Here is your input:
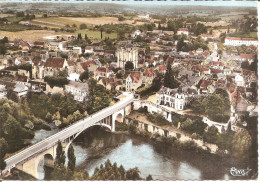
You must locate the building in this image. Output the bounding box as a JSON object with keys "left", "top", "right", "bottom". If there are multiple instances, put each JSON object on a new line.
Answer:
{"left": 157, "top": 87, "right": 197, "bottom": 110}
{"left": 44, "top": 58, "right": 69, "bottom": 77}
{"left": 65, "top": 81, "right": 89, "bottom": 102}
{"left": 201, "top": 34, "right": 217, "bottom": 41}
{"left": 116, "top": 44, "right": 139, "bottom": 69}
{"left": 124, "top": 71, "right": 142, "bottom": 92}
{"left": 224, "top": 37, "right": 258, "bottom": 47}
{"left": 177, "top": 28, "right": 189, "bottom": 36}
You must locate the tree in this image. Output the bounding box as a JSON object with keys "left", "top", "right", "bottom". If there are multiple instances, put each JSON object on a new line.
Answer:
{"left": 85, "top": 34, "right": 88, "bottom": 41}
{"left": 68, "top": 145, "right": 76, "bottom": 171}
{"left": 146, "top": 174, "right": 153, "bottom": 180}
{"left": 100, "top": 29, "right": 103, "bottom": 39}
{"left": 79, "top": 24, "right": 87, "bottom": 29}
{"left": 79, "top": 70, "right": 89, "bottom": 82}
{"left": 0, "top": 138, "right": 8, "bottom": 175}
{"left": 0, "top": 44, "right": 6, "bottom": 56}
{"left": 231, "top": 130, "right": 252, "bottom": 160}
{"left": 125, "top": 61, "right": 134, "bottom": 70}
{"left": 163, "top": 63, "right": 179, "bottom": 89}
{"left": 158, "top": 23, "right": 162, "bottom": 30}
{"left": 55, "top": 141, "right": 65, "bottom": 167}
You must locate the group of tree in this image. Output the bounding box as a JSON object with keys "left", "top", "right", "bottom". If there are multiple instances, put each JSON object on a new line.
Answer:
{"left": 191, "top": 88, "right": 230, "bottom": 123}
{"left": 0, "top": 37, "right": 8, "bottom": 56}
{"left": 164, "top": 63, "right": 179, "bottom": 89}
{"left": 86, "top": 79, "right": 112, "bottom": 114}
{"left": 136, "top": 74, "right": 163, "bottom": 97}
{"left": 125, "top": 61, "right": 134, "bottom": 70}
{"left": 0, "top": 99, "right": 35, "bottom": 154}
{"left": 79, "top": 69, "right": 89, "bottom": 82}
{"left": 44, "top": 76, "right": 68, "bottom": 88}
{"left": 177, "top": 37, "right": 208, "bottom": 52}
{"left": 27, "top": 92, "right": 87, "bottom": 124}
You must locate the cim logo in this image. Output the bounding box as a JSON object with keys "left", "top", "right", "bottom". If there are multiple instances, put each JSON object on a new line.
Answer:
{"left": 228, "top": 167, "right": 252, "bottom": 177}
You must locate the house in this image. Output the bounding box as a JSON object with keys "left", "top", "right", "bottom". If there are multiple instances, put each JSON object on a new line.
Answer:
{"left": 14, "top": 75, "right": 30, "bottom": 87}
{"left": 67, "top": 72, "right": 80, "bottom": 81}
{"left": 19, "top": 41, "right": 31, "bottom": 52}
{"left": 143, "top": 68, "right": 155, "bottom": 85}
{"left": 177, "top": 28, "right": 189, "bottom": 36}
{"left": 224, "top": 37, "right": 258, "bottom": 47}
{"left": 95, "top": 67, "right": 113, "bottom": 79}
{"left": 85, "top": 46, "right": 94, "bottom": 54}
{"left": 98, "top": 78, "right": 123, "bottom": 91}
{"left": 240, "top": 54, "right": 254, "bottom": 64}
{"left": 158, "top": 65, "right": 167, "bottom": 74}
{"left": 235, "top": 74, "right": 245, "bottom": 87}
{"left": 47, "top": 42, "right": 63, "bottom": 51}
{"left": 73, "top": 47, "right": 82, "bottom": 55}
{"left": 124, "top": 71, "right": 142, "bottom": 92}
{"left": 157, "top": 86, "right": 197, "bottom": 110}
{"left": 198, "top": 80, "right": 213, "bottom": 94}
{"left": 44, "top": 57, "right": 69, "bottom": 77}
{"left": 13, "top": 83, "right": 29, "bottom": 97}
{"left": 65, "top": 81, "right": 89, "bottom": 102}
{"left": 201, "top": 34, "right": 217, "bottom": 41}
{"left": 0, "top": 84, "right": 7, "bottom": 99}
{"left": 79, "top": 61, "right": 98, "bottom": 74}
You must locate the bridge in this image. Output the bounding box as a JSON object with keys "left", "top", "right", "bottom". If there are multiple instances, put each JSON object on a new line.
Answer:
{"left": 3, "top": 92, "right": 135, "bottom": 179}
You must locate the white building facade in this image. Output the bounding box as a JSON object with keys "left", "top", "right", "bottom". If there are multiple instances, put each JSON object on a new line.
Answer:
{"left": 224, "top": 37, "right": 258, "bottom": 47}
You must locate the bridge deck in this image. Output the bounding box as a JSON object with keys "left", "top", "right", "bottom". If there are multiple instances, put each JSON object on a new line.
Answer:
{"left": 4, "top": 93, "right": 134, "bottom": 173}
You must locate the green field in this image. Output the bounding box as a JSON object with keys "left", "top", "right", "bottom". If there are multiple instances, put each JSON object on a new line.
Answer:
{"left": 76, "top": 29, "right": 117, "bottom": 40}
{"left": 33, "top": 17, "right": 83, "bottom": 27}
{"left": 6, "top": 17, "right": 24, "bottom": 23}
{"left": 0, "top": 24, "right": 42, "bottom": 32}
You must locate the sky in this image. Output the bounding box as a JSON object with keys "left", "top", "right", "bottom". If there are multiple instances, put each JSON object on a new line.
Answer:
{"left": 1, "top": 0, "right": 258, "bottom": 7}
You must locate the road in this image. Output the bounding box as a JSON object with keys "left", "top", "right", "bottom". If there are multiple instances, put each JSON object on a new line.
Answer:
{"left": 3, "top": 93, "right": 134, "bottom": 175}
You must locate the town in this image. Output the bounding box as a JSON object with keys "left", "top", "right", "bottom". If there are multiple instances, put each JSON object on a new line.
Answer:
{"left": 0, "top": 1, "right": 258, "bottom": 181}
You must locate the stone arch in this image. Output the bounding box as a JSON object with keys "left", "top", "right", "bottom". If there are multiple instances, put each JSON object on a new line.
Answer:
{"left": 37, "top": 153, "right": 54, "bottom": 180}
{"left": 115, "top": 113, "right": 123, "bottom": 123}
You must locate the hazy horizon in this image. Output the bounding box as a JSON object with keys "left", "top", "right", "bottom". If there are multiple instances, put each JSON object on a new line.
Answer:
{"left": 1, "top": 0, "right": 258, "bottom": 8}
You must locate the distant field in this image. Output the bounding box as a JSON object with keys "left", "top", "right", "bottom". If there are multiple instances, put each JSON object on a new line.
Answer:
{"left": 0, "top": 29, "right": 117, "bottom": 41}
{"left": 0, "top": 30, "right": 70, "bottom": 41}
{"left": 59, "top": 16, "right": 135, "bottom": 25}
{"left": 32, "top": 17, "right": 83, "bottom": 27}
{"left": 76, "top": 29, "right": 117, "bottom": 40}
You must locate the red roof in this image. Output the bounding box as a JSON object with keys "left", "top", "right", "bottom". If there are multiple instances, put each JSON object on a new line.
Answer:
{"left": 211, "top": 68, "right": 222, "bottom": 74}
{"left": 200, "top": 80, "right": 212, "bottom": 88}
{"left": 143, "top": 68, "right": 155, "bottom": 77}
{"left": 124, "top": 71, "right": 141, "bottom": 83}
{"left": 44, "top": 58, "right": 65, "bottom": 69}
{"left": 159, "top": 65, "right": 166, "bottom": 72}
{"left": 67, "top": 61, "right": 75, "bottom": 66}
{"left": 80, "top": 61, "right": 97, "bottom": 70}
{"left": 178, "top": 28, "right": 188, "bottom": 32}
{"left": 96, "top": 67, "right": 111, "bottom": 73}
{"left": 240, "top": 54, "right": 254, "bottom": 60}
{"left": 85, "top": 46, "right": 93, "bottom": 50}
{"left": 226, "top": 37, "right": 257, "bottom": 41}
{"left": 182, "top": 59, "right": 190, "bottom": 63}
{"left": 211, "top": 61, "right": 224, "bottom": 67}
{"left": 203, "top": 50, "right": 209, "bottom": 56}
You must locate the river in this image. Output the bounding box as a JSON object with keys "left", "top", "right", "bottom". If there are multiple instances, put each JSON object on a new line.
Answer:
{"left": 32, "top": 126, "right": 250, "bottom": 180}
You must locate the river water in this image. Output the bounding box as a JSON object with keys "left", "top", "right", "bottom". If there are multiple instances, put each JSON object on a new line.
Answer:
{"left": 32, "top": 126, "right": 250, "bottom": 180}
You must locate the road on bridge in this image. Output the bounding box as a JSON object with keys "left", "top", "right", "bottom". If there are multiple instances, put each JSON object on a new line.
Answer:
{"left": 3, "top": 93, "right": 134, "bottom": 175}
